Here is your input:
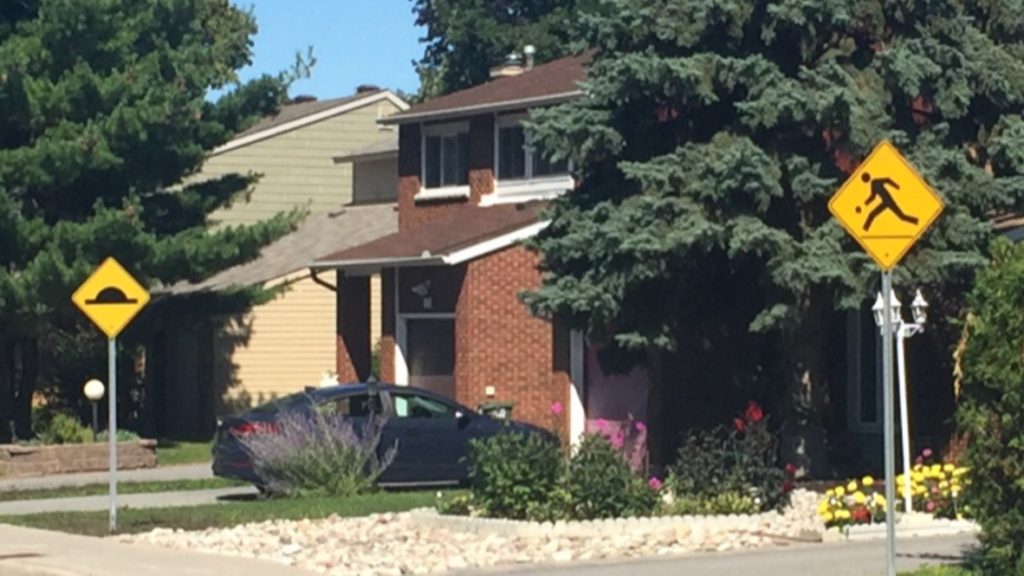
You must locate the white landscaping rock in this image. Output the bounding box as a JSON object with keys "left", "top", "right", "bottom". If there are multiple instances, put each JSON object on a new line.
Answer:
{"left": 115, "top": 489, "right": 825, "bottom": 575}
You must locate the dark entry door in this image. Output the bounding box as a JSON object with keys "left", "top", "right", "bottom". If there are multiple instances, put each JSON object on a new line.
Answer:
{"left": 405, "top": 318, "right": 455, "bottom": 399}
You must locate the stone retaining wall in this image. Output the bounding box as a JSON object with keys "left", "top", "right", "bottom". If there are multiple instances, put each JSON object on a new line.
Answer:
{"left": 0, "top": 440, "right": 157, "bottom": 478}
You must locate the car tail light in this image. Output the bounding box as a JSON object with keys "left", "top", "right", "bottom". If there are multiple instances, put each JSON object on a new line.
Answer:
{"left": 231, "top": 421, "right": 279, "bottom": 435}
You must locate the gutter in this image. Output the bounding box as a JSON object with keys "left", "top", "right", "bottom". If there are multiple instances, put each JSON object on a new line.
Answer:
{"left": 310, "top": 255, "right": 446, "bottom": 272}
{"left": 380, "top": 91, "right": 584, "bottom": 125}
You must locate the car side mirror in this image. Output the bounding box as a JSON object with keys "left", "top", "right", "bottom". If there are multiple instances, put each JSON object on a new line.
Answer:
{"left": 455, "top": 410, "right": 471, "bottom": 428}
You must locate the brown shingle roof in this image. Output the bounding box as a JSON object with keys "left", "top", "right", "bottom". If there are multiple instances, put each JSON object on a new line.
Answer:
{"left": 314, "top": 203, "right": 544, "bottom": 267}
{"left": 165, "top": 203, "right": 398, "bottom": 294}
{"left": 384, "top": 54, "right": 590, "bottom": 124}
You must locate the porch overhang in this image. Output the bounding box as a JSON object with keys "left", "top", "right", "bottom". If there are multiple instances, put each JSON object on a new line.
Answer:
{"left": 310, "top": 203, "right": 548, "bottom": 276}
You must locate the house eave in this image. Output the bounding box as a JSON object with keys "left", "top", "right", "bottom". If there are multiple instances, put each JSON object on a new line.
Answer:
{"left": 380, "top": 91, "right": 583, "bottom": 125}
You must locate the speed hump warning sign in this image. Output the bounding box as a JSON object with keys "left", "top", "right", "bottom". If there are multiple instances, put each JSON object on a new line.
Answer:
{"left": 828, "top": 140, "right": 944, "bottom": 270}
{"left": 71, "top": 257, "right": 150, "bottom": 339}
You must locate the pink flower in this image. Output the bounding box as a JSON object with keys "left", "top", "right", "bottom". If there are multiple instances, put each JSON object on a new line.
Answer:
{"left": 550, "top": 402, "right": 564, "bottom": 416}
{"left": 634, "top": 421, "right": 647, "bottom": 432}
{"left": 734, "top": 418, "right": 746, "bottom": 433}
{"left": 785, "top": 463, "right": 798, "bottom": 476}
{"left": 922, "top": 448, "right": 933, "bottom": 459}
{"left": 745, "top": 401, "right": 764, "bottom": 423}
{"left": 926, "top": 501, "right": 936, "bottom": 513}
{"left": 595, "top": 419, "right": 608, "bottom": 432}
{"left": 610, "top": 431, "right": 625, "bottom": 450}
{"left": 648, "top": 477, "right": 663, "bottom": 491}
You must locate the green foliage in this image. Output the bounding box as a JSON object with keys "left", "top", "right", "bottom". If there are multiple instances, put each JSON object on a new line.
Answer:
{"left": 97, "top": 429, "right": 141, "bottom": 443}
{"left": 410, "top": 0, "right": 591, "bottom": 97}
{"left": 666, "top": 492, "right": 759, "bottom": 516}
{"left": 238, "top": 411, "right": 396, "bottom": 498}
{"left": 566, "top": 434, "right": 658, "bottom": 520}
{"left": 466, "top": 431, "right": 566, "bottom": 521}
{"left": 959, "top": 238, "right": 1024, "bottom": 575}
{"left": 0, "top": 0, "right": 311, "bottom": 440}
{"left": 669, "top": 404, "right": 790, "bottom": 512}
{"left": 435, "top": 492, "right": 475, "bottom": 516}
{"left": 524, "top": 0, "right": 1024, "bottom": 424}
{"left": 33, "top": 412, "right": 91, "bottom": 445}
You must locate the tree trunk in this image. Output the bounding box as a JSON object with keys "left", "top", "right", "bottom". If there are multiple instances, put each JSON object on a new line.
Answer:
{"left": 13, "top": 338, "right": 38, "bottom": 440}
{"left": 780, "top": 291, "right": 831, "bottom": 479}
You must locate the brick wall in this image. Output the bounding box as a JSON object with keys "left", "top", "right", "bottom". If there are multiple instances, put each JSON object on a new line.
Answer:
{"left": 456, "top": 245, "right": 567, "bottom": 434}
{"left": 0, "top": 441, "right": 157, "bottom": 478}
{"left": 379, "top": 269, "right": 397, "bottom": 383}
{"left": 397, "top": 116, "right": 495, "bottom": 231}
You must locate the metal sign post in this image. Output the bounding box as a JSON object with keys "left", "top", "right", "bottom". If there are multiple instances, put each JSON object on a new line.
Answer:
{"left": 881, "top": 272, "right": 897, "bottom": 576}
{"left": 108, "top": 337, "right": 118, "bottom": 532}
{"left": 71, "top": 257, "right": 149, "bottom": 534}
{"left": 828, "top": 141, "right": 945, "bottom": 576}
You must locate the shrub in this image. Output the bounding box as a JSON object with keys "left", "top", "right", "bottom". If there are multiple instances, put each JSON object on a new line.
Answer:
{"left": 97, "top": 429, "right": 141, "bottom": 442}
{"left": 958, "top": 238, "right": 1024, "bottom": 574}
{"left": 467, "top": 431, "right": 565, "bottom": 521}
{"left": 566, "top": 433, "right": 658, "bottom": 520}
{"left": 237, "top": 410, "right": 395, "bottom": 497}
{"left": 435, "top": 492, "right": 475, "bottom": 516}
{"left": 34, "top": 412, "right": 91, "bottom": 445}
{"left": 669, "top": 401, "right": 791, "bottom": 512}
{"left": 667, "top": 491, "right": 759, "bottom": 516}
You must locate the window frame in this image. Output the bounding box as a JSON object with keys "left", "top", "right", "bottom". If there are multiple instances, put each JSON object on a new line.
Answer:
{"left": 388, "top": 390, "right": 458, "bottom": 420}
{"left": 488, "top": 114, "right": 573, "bottom": 206}
{"left": 418, "top": 121, "right": 471, "bottom": 201}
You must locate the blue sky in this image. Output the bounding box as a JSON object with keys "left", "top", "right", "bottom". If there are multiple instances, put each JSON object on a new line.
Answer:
{"left": 233, "top": 0, "right": 424, "bottom": 98}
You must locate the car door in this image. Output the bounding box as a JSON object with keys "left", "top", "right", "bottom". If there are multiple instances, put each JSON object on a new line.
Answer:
{"left": 382, "top": 390, "right": 466, "bottom": 484}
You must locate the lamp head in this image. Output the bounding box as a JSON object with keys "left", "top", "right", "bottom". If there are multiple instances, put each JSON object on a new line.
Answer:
{"left": 911, "top": 289, "right": 929, "bottom": 324}
{"left": 83, "top": 379, "right": 105, "bottom": 401}
{"left": 872, "top": 292, "right": 884, "bottom": 328}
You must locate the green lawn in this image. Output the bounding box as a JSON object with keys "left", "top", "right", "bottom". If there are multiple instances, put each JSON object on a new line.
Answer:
{"left": 900, "top": 566, "right": 973, "bottom": 575}
{"left": 155, "top": 440, "right": 212, "bottom": 466}
{"left": 0, "top": 490, "right": 449, "bottom": 536}
{"left": 0, "top": 478, "right": 242, "bottom": 502}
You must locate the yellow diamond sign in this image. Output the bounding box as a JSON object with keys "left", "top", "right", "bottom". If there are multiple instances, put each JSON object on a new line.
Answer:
{"left": 828, "top": 140, "right": 944, "bottom": 270}
{"left": 72, "top": 257, "right": 150, "bottom": 339}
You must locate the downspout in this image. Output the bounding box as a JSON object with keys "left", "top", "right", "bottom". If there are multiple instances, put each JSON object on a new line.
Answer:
{"left": 310, "top": 268, "right": 337, "bottom": 292}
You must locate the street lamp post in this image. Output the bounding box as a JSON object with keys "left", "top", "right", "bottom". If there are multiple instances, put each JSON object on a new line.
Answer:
{"left": 83, "top": 379, "right": 105, "bottom": 442}
{"left": 872, "top": 289, "right": 928, "bottom": 514}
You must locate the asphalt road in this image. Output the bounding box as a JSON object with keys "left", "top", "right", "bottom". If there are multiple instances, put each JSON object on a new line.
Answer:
{"left": 473, "top": 534, "right": 977, "bottom": 576}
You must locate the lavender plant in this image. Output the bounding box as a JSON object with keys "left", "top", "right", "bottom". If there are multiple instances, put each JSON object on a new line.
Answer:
{"left": 238, "top": 409, "right": 396, "bottom": 497}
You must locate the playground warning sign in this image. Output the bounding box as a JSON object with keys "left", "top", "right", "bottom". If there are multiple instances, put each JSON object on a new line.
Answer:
{"left": 828, "top": 140, "right": 944, "bottom": 270}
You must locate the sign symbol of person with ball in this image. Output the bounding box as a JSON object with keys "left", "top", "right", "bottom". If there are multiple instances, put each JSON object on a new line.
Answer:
{"left": 859, "top": 172, "right": 919, "bottom": 232}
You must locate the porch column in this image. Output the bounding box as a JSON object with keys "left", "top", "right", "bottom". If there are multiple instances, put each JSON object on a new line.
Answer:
{"left": 336, "top": 272, "right": 371, "bottom": 382}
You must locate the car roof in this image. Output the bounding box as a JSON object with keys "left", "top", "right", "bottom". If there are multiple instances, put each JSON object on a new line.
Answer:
{"left": 309, "top": 382, "right": 452, "bottom": 403}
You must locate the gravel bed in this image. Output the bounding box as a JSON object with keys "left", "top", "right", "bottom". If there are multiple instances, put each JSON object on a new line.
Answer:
{"left": 117, "top": 489, "right": 823, "bottom": 575}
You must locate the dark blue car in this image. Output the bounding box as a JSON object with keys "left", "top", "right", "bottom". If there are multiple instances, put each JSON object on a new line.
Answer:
{"left": 212, "top": 382, "right": 550, "bottom": 488}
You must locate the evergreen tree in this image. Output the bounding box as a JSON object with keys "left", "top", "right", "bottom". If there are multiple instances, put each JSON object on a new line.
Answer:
{"left": 0, "top": 0, "right": 307, "bottom": 440}
{"left": 411, "top": 0, "right": 593, "bottom": 97}
{"left": 525, "top": 0, "right": 1024, "bottom": 471}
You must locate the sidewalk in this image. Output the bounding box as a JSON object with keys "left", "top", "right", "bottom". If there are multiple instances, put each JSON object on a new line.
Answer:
{"left": 0, "top": 486, "right": 258, "bottom": 516}
{"left": 0, "top": 523, "right": 312, "bottom": 576}
{"left": 0, "top": 463, "right": 212, "bottom": 492}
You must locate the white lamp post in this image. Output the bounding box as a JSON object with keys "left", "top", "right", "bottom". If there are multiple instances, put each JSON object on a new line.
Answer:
{"left": 872, "top": 289, "right": 928, "bottom": 514}
{"left": 83, "top": 379, "right": 106, "bottom": 442}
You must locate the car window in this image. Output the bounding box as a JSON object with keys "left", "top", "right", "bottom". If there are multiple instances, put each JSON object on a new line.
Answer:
{"left": 391, "top": 392, "right": 455, "bottom": 419}
{"left": 250, "top": 392, "right": 311, "bottom": 414}
{"left": 315, "top": 393, "right": 373, "bottom": 417}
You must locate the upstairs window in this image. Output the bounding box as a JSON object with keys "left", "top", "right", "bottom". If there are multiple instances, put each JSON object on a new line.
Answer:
{"left": 496, "top": 120, "right": 568, "bottom": 181}
{"left": 423, "top": 126, "right": 469, "bottom": 189}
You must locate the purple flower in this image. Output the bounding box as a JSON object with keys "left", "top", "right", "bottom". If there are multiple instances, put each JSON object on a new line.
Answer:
{"left": 648, "top": 477, "right": 663, "bottom": 491}
{"left": 634, "top": 421, "right": 647, "bottom": 432}
{"left": 595, "top": 419, "right": 608, "bottom": 432}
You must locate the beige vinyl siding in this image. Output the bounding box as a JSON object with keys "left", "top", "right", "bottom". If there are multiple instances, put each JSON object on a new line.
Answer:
{"left": 216, "top": 271, "right": 336, "bottom": 410}
{"left": 353, "top": 157, "right": 398, "bottom": 204}
{"left": 370, "top": 273, "right": 382, "bottom": 348}
{"left": 203, "top": 100, "right": 402, "bottom": 227}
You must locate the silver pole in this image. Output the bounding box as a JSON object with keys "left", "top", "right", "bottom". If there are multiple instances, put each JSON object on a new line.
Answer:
{"left": 108, "top": 337, "right": 118, "bottom": 532}
{"left": 882, "top": 272, "right": 897, "bottom": 576}
{"left": 897, "top": 325, "right": 914, "bottom": 514}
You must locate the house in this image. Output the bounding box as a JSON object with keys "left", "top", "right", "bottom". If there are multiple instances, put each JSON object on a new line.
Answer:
{"left": 147, "top": 89, "right": 406, "bottom": 439}
{"left": 311, "top": 54, "right": 651, "bottom": 453}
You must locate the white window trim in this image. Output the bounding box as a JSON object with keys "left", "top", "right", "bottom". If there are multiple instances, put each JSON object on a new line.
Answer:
{"left": 488, "top": 114, "right": 572, "bottom": 205}
{"left": 417, "top": 121, "right": 471, "bottom": 202}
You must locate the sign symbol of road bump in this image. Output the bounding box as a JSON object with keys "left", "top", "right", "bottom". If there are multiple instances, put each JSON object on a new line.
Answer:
{"left": 72, "top": 257, "right": 150, "bottom": 339}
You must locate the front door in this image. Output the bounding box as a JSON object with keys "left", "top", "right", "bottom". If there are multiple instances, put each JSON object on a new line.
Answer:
{"left": 405, "top": 318, "right": 455, "bottom": 399}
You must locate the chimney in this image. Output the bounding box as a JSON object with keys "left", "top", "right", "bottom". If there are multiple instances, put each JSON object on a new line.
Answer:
{"left": 291, "top": 94, "right": 317, "bottom": 104}
{"left": 356, "top": 84, "right": 380, "bottom": 94}
{"left": 523, "top": 45, "right": 536, "bottom": 70}
{"left": 489, "top": 52, "right": 525, "bottom": 79}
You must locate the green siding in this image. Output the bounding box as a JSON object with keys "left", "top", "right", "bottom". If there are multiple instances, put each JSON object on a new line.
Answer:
{"left": 203, "top": 100, "right": 400, "bottom": 227}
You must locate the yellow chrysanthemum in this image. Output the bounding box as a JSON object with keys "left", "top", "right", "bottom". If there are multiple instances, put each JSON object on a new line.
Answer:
{"left": 825, "top": 488, "right": 835, "bottom": 498}
{"left": 854, "top": 491, "right": 867, "bottom": 505}
{"left": 822, "top": 511, "right": 834, "bottom": 522}
{"left": 943, "top": 463, "right": 955, "bottom": 473}
{"left": 939, "top": 480, "right": 950, "bottom": 490}
{"left": 835, "top": 486, "right": 846, "bottom": 497}
{"left": 953, "top": 467, "right": 968, "bottom": 477}
{"left": 862, "top": 476, "right": 875, "bottom": 487}
{"left": 873, "top": 493, "right": 886, "bottom": 507}
{"left": 912, "top": 472, "right": 925, "bottom": 483}
{"left": 847, "top": 480, "right": 858, "bottom": 492}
